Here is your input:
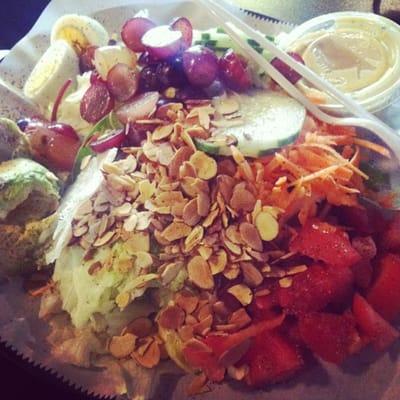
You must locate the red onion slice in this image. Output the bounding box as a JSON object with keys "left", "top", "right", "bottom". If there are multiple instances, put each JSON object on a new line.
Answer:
{"left": 90, "top": 129, "right": 125, "bottom": 153}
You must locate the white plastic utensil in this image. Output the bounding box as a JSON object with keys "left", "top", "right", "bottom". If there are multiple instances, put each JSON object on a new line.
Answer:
{"left": 196, "top": 0, "right": 400, "bottom": 158}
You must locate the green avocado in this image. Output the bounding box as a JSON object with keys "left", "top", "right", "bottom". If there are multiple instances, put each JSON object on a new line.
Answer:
{"left": 0, "top": 118, "right": 31, "bottom": 162}
{"left": 0, "top": 158, "right": 60, "bottom": 223}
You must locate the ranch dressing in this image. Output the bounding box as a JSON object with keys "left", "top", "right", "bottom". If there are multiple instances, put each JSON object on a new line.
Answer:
{"left": 280, "top": 13, "right": 400, "bottom": 114}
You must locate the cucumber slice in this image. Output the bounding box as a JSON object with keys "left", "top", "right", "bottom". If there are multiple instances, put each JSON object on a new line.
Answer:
{"left": 197, "top": 91, "right": 306, "bottom": 158}
{"left": 194, "top": 135, "right": 237, "bottom": 156}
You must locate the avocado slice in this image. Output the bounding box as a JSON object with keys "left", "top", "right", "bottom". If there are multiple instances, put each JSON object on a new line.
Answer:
{"left": 0, "top": 118, "right": 31, "bottom": 162}
{"left": 0, "top": 158, "right": 60, "bottom": 223}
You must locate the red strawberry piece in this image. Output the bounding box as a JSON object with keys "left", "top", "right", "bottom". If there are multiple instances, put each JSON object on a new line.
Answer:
{"left": 290, "top": 219, "right": 361, "bottom": 268}
{"left": 243, "top": 330, "right": 304, "bottom": 387}
{"left": 352, "top": 293, "right": 399, "bottom": 351}
{"left": 298, "top": 312, "right": 361, "bottom": 364}
{"left": 367, "top": 253, "right": 400, "bottom": 321}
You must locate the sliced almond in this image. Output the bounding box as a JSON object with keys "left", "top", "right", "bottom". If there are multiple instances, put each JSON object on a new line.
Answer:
{"left": 154, "top": 191, "right": 185, "bottom": 207}
{"left": 184, "top": 225, "right": 204, "bottom": 253}
{"left": 123, "top": 214, "right": 138, "bottom": 232}
{"left": 223, "top": 237, "right": 242, "bottom": 256}
{"left": 209, "top": 249, "right": 228, "bottom": 275}
{"left": 218, "top": 338, "right": 251, "bottom": 368}
{"left": 187, "top": 256, "right": 214, "bottom": 290}
{"left": 161, "top": 261, "right": 183, "bottom": 285}
{"left": 279, "top": 277, "right": 293, "bottom": 288}
{"left": 223, "top": 263, "right": 241, "bottom": 280}
{"left": 183, "top": 198, "right": 201, "bottom": 227}
{"left": 125, "top": 232, "right": 150, "bottom": 253}
{"left": 113, "top": 202, "right": 132, "bottom": 218}
{"left": 189, "top": 151, "right": 217, "bottom": 180}
{"left": 239, "top": 222, "right": 263, "bottom": 251}
{"left": 226, "top": 225, "right": 242, "bottom": 244}
{"left": 162, "top": 222, "right": 191, "bottom": 242}
{"left": 214, "top": 96, "right": 240, "bottom": 115}
{"left": 132, "top": 339, "right": 160, "bottom": 369}
{"left": 286, "top": 264, "right": 308, "bottom": 276}
{"left": 169, "top": 146, "right": 194, "bottom": 178}
{"left": 109, "top": 333, "right": 137, "bottom": 359}
{"left": 198, "top": 245, "right": 212, "bottom": 260}
{"left": 227, "top": 284, "right": 253, "bottom": 306}
{"left": 179, "top": 161, "right": 197, "bottom": 179}
{"left": 227, "top": 365, "right": 249, "bottom": 381}
{"left": 93, "top": 231, "right": 115, "bottom": 247}
{"left": 152, "top": 124, "right": 174, "bottom": 141}
{"left": 158, "top": 305, "right": 185, "bottom": 330}
{"left": 192, "top": 314, "right": 213, "bottom": 336}
{"left": 241, "top": 262, "right": 264, "bottom": 288}
{"left": 229, "top": 308, "right": 252, "bottom": 330}
{"left": 202, "top": 208, "right": 219, "bottom": 228}
{"left": 197, "top": 192, "right": 210, "bottom": 217}
{"left": 73, "top": 224, "right": 88, "bottom": 238}
{"left": 116, "top": 292, "right": 130, "bottom": 309}
{"left": 230, "top": 185, "right": 256, "bottom": 212}
{"left": 178, "top": 325, "right": 194, "bottom": 342}
{"left": 88, "top": 261, "right": 103, "bottom": 276}
{"left": 175, "top": 290, "right": 199, "bottom": 314}
{"left": 255, "top": 211, "right": 279, "bottom": 241}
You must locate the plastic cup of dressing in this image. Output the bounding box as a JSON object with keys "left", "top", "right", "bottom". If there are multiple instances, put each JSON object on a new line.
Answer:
{"left": 278, "top": 12, "right": 400, "bottom": 127}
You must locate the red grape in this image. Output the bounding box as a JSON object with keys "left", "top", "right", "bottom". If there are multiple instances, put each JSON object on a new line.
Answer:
{"left": 270, "top": 51, "right": 304, "bottom": 84}
{"left": 27, "top": 125, "right": 80, "bottom": 171}
{"left": 139, "top": 65, "right": 159, "bottom": 92}
{"left": 219, "top": 49, "right": 252, "bottom": 92}
{"left": 80, "top": 82, "right": 114, "bottom": 123}
{"left": 79, "top": 45, "right": 98, "bottom": 73}
{"left": 116, "top": 91, "right": 159, "bottom": 124}
{"left": 107, "top": 63, "right": 139, "bottom": 102}
{"left": 170, "top": 17, "right": 193, "bottom": 50}
{"left": 137, "top": 51, "right": 157, "bottom": 66}
{"left": 182, "top": 45, "right": 218, "bottom": 87}
{"left": 121, "top": 17, "right": 156, "bottom": 52}
{"left": 90, "top": 129, "right": 125, "bottom": 153}
{"left": 141, "top": 25, "right": 183, "bottom": 60}
{"left": 47, "top": 123, "right": 79, "bottom": 140}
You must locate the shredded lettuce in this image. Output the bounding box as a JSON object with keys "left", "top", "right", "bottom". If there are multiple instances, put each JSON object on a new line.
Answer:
{"left": 53, "top": 240, "right": 158, "bottom": 329}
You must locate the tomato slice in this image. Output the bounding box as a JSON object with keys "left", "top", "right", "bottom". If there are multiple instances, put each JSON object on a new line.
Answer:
{"left": 352, "top": 293, "right": 399, "bottom": 351}
{"left": 367, "top": 253, "right": 400, "bottom": 321}
{"left": 290, "top": 219, "right": 361, "bottom": 268}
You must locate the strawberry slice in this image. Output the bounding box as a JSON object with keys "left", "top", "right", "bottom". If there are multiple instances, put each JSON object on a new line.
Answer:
{"left": 367, "top": 253, "right": 400, "bottom": 321}
{"left": 381, "top": 214, "right": 400, "bottom": 252}
{"left": 352, "top": 293, "right": 399, "bottom": 351}
{"left": 243, "top": 330, "right": 304, "bottom": 387}
{"left": 298, "top": 312, "right": 361, "bottom": 364}
{"left": 290, "top": 220, "right": 361, "bottom": 268}
{"left": 277, "top": 264, "right": 354, "bottom": 314}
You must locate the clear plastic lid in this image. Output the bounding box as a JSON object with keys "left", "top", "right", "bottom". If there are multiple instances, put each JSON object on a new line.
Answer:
{"left": 279, "top": 12, "right": 400, "bottom": 115}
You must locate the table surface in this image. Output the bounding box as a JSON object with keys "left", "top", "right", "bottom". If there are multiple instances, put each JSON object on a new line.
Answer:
{"left": 1, "top": 0, "right": 400, "bottom": 399}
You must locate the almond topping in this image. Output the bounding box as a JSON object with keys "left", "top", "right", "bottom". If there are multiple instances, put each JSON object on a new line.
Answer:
{"left": 189, "top": 151, "right": 217, "bottom": 180}
{"left": 241, "top": 262, "right": 264, "bottom": 288}
{"left": 162, "top": 222, "right": 191, "bottom": 242}
{"left": 175, "top": 290, "right": 199, "bottom": 314}
{"left": 178, "top": 324, "right": 195, "bottom": 342}
{"left": 279, "top": 277, "right": 293, "bottom": 288}
{"left": 132, "top": 339, "right": 160, "bottom": 369}
{"left": 93, "top": 231, "right": 115, "bottom": 247}
{"left": 184, "top": 225, "right": 204, "bottom": 252}
{"left": 230, "top": 185, "right": 256, "bottom": 212}
{"left": 229, "top": 308, "right": 252, "bottom": 330}
{"left": 197, "top": 192, "right": 210, "bottom": 217}
{"left": 158, "top": 305, "right": 185, "bottom": 330}
{"left": 109, "top": 333, "right": 137, "bottom": 359}
{"left": 169, "top": 146, "right": 194, "bottom": 178}
{"left": 239, "top": 222, "right": 263, "bottom": 251}
{"left": 161, "top": 261, "right": 183, "bottom": 285}
{"left": 227, "top": 284, "right": 253, "bottom": 306}
{"left": 152, "top": 124, "right": 174, "bottom": 141}
{"left": 183, "top": 198, "right": 201, "bottom": 227}
{"left": 209, "top": 249, "right": 228, "bottom": 275}
{"left": 255, "top": 211, "right": 279, "bottom": 241}
{"left": 187, "top": 255, "right": 214, "bottom": 290}
{"left": 179, "top": 161, "right": 197, "bottom": 179}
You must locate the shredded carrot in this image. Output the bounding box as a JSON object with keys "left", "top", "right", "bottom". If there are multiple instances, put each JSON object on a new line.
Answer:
{"left": 353, "top": 138, "right": 391, "bottom": 158}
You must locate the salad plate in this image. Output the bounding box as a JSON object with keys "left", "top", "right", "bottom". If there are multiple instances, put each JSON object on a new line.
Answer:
{"left": 1, "top": 1, "right": 400, "bottom": 399}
